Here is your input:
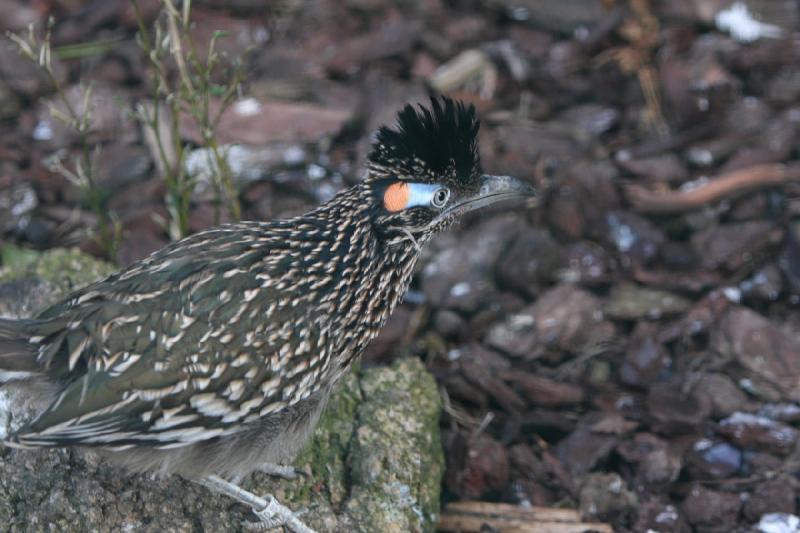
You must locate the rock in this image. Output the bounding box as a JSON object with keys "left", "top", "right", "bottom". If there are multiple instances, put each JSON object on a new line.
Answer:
{"left": 711, "top": 307, "right": 800, "bottom": 402}
{"left": 767, "top": 69, "right": 800, "bottom": 105}
{"left": 545, "top": 161, "right": 621, "bottom": 241}
{"left": 722, "top": 114, "right": 797, "bottom": 174}
{"left": 687, "top": 439, "right": 743, "bottom": 479}
{"left": 422, "top": 214, "right": 523, "bottom": 313}
{"left": 618, "top": 154, "right": 689, "bottom": 182}
{"left": 743, "top": 477, "right": 796, "bottom": 522}
{"left": 691, "top": 372, "right": 756, "bottom": 419}
{"left": 691, "top": 221, "right": 779, "bottom": 271}
{"left": 0, "top": 179, "right": 37, "bottom": 236}
{"left": 0, "top": 0, "right": 39, "bottom": 33}
{"left": 681, "top": 485, "right": 742, "bottom": 531}
{"left": 604, "top": 211, "right": 665, "bottom": 265}
{"left": 757, "top": 513, "right": 800, "bottom": 533}
{"left": 717, "top": 412, "right": 798, "bottom": 456}
{"left": 92, "top": 144, "right": 152, "bottom": 194}
{"left": 181, "top": 97, "right": 356, "bottom": 146}
{"left": 34, "top": 82, "right": 128, "bottom": 146}
{"left": 619, "top": 322, "right": 671, "bottom": 387}
{"left": 486, "top": 284, "right": 614, "bottom": 361}
{"left": 547, "top": 176, "right": 590, "bottom": 240}
{"left": 0, "top": 249, "right": 444, "bottom": 532}
{"left": 616, "top": 433, "right": 682, "bottom": 486}
{"left": 495, "top": 228, "right": 563, "bottom": 298}
{"left": 432, "top": 309, "right": 465, "bottom": 339}
{"left": 115, "top": 224, "right": 169, "bottom": 267}
{"left": 337, "top": 358, "right": 444, "bottom": 531}
{"left": 444, "top": 430, "right": 509, "bottom": 500}
{"left": 686, "top": 134, "right": 742, "bottom": 168}
{"left": 647, "top": 380, "right": 711, "bottom": 433}
{"left": 555, "top": 420, "right": 618, "bottom": 477}
{"left": 659, "top": 241, "right": 700, "bottom": 271}
{"left": 450, "top": 344, "right": 525, "bottom": 413}
{"left": 456, "top": 344, "right": 526, "bottom": 414}
{"left": 740, "top": 264, "right": 784, "bottom": 302}
{"left": 633, "top": 497, "right": 691, "bottom": 533}
{"left": 779, "top": 224, "right": 800, "bottom": 295}
{"left": 559, "top": 241, "right": 614, "bottom": 287}
{"left": 758, "top": 403, "right": 800, "bottom": 423}
{"left": 484, "top": 309, "right": 541, "bottom": 359}
{"left": 557, "top": 103, "right": 619, "bottom": 137}
{"left": 746, "top": 451, "right": 785, "bottom": 477}
{"left": 533, "top": 284, "right": 612, "bottom": 355}
{"left": 578, "top": 472, "right": 637, "bottom": 520}
{"left": 605, "top": 283, "right": 692, "bottom": 321}
{"left": 491, "top": 0, "right": 606, "bottom": 34}
{"left": 0, "top": 41, "right": 66, "bottom": 96}
{"left": 503, "top": 372, "right": 585, "bottom": 407}
{"left": 508, "top": 444, "right": 555, "bottom": 506}
{"left": 428, "top": 49, "right": 496, "bottom": 95}
{"left": 325, "top": 17, "right": 421, "bottom": 76}
{"left": 186, "top": 7, "right": 269, "bottom": 63}
{"left": 484, "top": 122, "right": 579, "bottom": 184}
{"left": 0, "top": 247, "right": 116, "bottom": 317}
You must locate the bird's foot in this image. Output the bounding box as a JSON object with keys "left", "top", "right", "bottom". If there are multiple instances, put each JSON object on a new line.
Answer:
{"left": 228, "top": 463, "right": 306, "bottom": 485}
{"left": 198, "top": 474, "right": 317, "bottom": 533}
{"left": 257, "top": 462, "right": 307, "bottom": 480}
{"left": 243, "top": 496, "right": 312, "bottom": 532}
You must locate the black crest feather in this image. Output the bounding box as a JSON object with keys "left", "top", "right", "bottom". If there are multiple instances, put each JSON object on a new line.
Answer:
{"left": 369, "top": 97, "right": 481, "bottom": 179}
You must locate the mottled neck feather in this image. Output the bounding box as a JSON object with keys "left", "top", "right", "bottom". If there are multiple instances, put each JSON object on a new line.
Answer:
{"left": 278, "top": 185, "right": 420, "bottom": 370}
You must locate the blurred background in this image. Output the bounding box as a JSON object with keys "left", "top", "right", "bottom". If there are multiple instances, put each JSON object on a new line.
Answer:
{"left": 1, "top": 0, "right": 800, "bottom": 531}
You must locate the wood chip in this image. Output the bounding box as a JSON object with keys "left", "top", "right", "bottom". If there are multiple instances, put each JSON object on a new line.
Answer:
{"left": 438, "top": 501, "right": 612, "bottom": 533}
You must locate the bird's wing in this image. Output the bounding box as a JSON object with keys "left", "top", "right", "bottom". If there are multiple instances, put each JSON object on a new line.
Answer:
{"left": 12, "top": 224, "right": 331, "bottom": 449}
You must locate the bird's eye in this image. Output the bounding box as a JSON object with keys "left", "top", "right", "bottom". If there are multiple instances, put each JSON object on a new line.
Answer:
{"left": 431, "top": 187, "right": 450, "bottom": 208}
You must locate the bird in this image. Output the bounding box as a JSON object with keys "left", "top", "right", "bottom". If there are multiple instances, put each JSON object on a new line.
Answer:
{"left": 0, "top": 97, "right": 534, "bottom": 532}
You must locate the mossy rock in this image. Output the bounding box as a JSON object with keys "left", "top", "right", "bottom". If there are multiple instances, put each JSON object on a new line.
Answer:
{"left": 0, "top": 247, "right": 444, "bottom": 532}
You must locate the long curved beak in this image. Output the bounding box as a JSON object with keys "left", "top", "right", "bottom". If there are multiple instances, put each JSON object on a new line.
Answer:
{"left": 446, "top": 174, "right": 536, "bottom": 216}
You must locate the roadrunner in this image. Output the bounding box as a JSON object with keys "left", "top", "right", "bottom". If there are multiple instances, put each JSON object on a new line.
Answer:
{"left": 0, "top": 97, "right": 534, "bottom": 532}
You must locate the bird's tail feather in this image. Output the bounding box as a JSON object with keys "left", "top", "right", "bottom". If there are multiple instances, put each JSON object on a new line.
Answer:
{"left": 0, "top": 318, "right": 44, "bottom": 383}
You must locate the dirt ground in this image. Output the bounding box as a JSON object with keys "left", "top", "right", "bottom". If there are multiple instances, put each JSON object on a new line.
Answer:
{"left": 1, "top": 1, "right": 800, "bottom": 532}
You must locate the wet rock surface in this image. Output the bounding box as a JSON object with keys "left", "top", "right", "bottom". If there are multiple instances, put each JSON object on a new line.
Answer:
{"left": 2, "top": 1, "right": 800, "bottom": 531}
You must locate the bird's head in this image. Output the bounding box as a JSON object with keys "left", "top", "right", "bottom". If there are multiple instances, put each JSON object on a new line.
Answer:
{"left": 364, "top": 97, "right": 534, "bottom": 246}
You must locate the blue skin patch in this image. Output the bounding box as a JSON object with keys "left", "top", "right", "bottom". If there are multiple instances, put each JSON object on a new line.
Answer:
{"left": 406, "top": 183, "right": 443, "bottom": 208}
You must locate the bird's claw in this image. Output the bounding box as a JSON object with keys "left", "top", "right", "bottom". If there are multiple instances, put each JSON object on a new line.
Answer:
{"left": 243, "top": 496, "right": 316, "bottom": 533}
{"left": 258, "top": 463, "right": 307, "bottom": 480}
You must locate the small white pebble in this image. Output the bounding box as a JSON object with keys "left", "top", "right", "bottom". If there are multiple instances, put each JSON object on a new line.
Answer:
{"left": 234, "top": 97, "right": 261, "bottom": 116}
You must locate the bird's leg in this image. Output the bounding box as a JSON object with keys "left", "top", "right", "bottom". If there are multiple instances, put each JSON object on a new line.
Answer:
{"left": 197, "top": 474, "right": 317, "bottom": 533}
{"left": 257, "top": 462, "right": 306, "bottom": 480}
{"left": 227, "top": 463, "right": 306, "bottom": 485}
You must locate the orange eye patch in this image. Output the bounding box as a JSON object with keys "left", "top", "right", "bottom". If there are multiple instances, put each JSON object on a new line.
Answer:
{"left": 383, "top": 182, "right": 410, "bottom": 212}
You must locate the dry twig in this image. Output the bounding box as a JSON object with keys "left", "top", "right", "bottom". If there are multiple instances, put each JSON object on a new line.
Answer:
{"left": 438, "top": 501, "right": 612, "bottom": 533}
{"left": 626, "top": 162, "right": 800, "bottom": 214}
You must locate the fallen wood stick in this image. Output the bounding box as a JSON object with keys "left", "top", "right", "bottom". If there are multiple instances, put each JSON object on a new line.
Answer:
{"left": 625, "top": 162, "right": 800, "bottom": 214}
{"left": 438, "top": 501, "right": 612, "bottom": 533}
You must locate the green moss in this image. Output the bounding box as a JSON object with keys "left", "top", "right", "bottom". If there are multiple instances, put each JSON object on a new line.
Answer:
{"left": 285, "top": 370, "right": 363, "bottom": 506}
{"left": 345, "top": 358, "right": 444, "bottom": 533}
{"left": 254, "top": 359, "right": 444, "bottom": 532}
{"left": 0, "top": 246, "right": 114, "bottom": 302}
{"left": 0, "top": 245, "right": 40, "bottom": 270}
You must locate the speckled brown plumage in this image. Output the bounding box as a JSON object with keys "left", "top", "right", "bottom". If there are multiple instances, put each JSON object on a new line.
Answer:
{"left": 0, "top": 97, "right": 533, "bottom": 532}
